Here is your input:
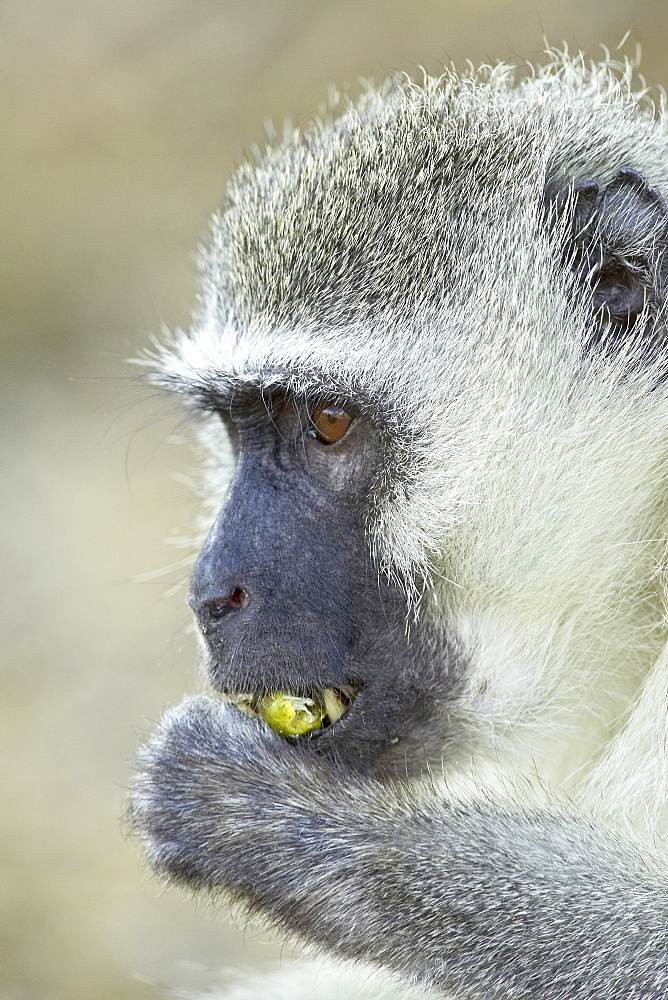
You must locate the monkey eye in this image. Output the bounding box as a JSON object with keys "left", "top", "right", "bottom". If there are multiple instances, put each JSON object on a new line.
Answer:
{"left": 309, "top": 404, "right": 354, "bottom": 445}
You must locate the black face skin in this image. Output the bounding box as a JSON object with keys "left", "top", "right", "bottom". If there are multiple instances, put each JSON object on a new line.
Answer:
{"left": 188, "top": 391, "right": 452, "bottom": 776}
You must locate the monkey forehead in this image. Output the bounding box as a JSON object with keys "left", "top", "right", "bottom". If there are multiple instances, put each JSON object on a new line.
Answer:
{"left": 158, "top": 56, "right": 668, "bottom": 407}
{"left": 194, "top": 62, "right": 668, "bottom": 337}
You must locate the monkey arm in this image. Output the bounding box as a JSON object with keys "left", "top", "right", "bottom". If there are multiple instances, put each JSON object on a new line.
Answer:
{"left": 131, "top": 696, "right": 668, "bottom": 1000}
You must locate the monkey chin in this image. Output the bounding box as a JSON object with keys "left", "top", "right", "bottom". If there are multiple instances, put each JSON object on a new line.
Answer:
{"left": 221, "top": 685, "right": 361, "bottom": 738}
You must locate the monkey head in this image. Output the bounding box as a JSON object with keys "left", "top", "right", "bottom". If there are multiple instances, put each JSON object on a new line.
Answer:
{"left": 152, "top": 71, "right": 668, "bottom": 783}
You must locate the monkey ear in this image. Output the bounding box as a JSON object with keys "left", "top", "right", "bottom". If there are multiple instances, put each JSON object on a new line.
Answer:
{"left": 554, "top": 168, "right": 668, "bottom": 341}
{"left": 590, "top": 169, "right": 668, "bottom": 335}
{"left": 596, "top": 168, "right": 668, "bottom": 246}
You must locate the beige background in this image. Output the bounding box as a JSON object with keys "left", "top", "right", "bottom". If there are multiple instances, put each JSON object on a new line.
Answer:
{"left": 3, "top": 2, "right": 668, "bottom": 998}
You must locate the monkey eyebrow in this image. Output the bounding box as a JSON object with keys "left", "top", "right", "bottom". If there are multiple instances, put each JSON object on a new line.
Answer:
{"left": 156, "top": 364, "right": 370, "bottom": 416}
{"left": 158, "top": 370, "right": 276, "bottom": 412}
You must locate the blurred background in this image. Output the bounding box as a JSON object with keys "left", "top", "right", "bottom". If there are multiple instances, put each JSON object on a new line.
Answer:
{"left": 3, "top": 1, "right": 668, "bottom": 998}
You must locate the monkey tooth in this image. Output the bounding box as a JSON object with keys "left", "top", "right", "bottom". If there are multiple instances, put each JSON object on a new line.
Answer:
{"left": 321, "top": 688, "right": 346, "bottom": 725}
{"left": 222, "top": 686, "right": 358, "bottom": 736}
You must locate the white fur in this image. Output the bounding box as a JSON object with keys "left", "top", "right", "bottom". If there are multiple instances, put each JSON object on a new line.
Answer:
{"left": 174, "top": 958, "right": 437, "bottom": 1000}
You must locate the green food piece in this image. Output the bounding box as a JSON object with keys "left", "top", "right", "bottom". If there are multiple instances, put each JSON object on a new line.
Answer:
{"left": 258, "top": 692, "right": 324, "bottom": 736}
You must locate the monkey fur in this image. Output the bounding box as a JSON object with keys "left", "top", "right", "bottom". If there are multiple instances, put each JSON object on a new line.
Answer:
{"left": 131, "top": 54, "right": 668, "bottom": 998}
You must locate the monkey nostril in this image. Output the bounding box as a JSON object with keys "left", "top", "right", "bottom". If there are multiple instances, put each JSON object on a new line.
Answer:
{"left": 201, "top": 586, "right": 249, "bottom": 619}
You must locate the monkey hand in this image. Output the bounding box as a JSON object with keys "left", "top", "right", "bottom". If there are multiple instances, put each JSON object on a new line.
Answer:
{"left": 130, "top": 696, "right": 668, "bottom": 999}
{"left": 130, "top": 695, "right": 374, "bottom": 911}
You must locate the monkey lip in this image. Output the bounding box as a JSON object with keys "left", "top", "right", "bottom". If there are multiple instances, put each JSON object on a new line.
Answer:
{"left": 222, "top": 684, "right": 360, "bottom": 736}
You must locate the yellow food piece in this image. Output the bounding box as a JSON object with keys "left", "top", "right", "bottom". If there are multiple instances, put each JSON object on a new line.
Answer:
{"left": 258, "top": 692, "right": 324, "bottom": 736}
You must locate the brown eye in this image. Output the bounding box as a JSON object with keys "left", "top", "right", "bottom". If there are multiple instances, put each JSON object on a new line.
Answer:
{"left": 310, "top": 405, "right": 353, "bottom": 445}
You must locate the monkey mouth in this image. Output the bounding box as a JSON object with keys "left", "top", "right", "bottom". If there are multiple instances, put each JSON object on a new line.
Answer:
{"left": 222, "top": 684, "right": 360, "bottom": 737}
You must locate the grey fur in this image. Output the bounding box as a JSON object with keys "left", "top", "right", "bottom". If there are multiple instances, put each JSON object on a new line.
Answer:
{"left": 131, "top": 54, "right": 668, "bottom": 998}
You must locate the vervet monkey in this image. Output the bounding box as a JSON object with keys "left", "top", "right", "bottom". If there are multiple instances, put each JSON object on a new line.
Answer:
{"left": 131, "top": 53, "right": 668, "bottom": 999}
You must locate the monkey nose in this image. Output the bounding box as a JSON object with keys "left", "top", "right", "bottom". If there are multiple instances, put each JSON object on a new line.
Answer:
{"left": 189, "top": 585, "right": 250, "bottom": 621}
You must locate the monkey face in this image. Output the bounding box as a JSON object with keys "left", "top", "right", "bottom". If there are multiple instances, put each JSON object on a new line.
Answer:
{"left": 150, "top": 81, "right": 668, "bottom": 786}
{"left": 187, "top": 391, "right": 458, "bottom": 775}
